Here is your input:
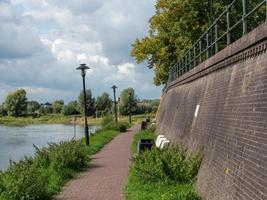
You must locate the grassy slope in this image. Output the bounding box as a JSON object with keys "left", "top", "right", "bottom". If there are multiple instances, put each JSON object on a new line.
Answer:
{"left": 124, "top": 130, "right": 200, "bottom": 200}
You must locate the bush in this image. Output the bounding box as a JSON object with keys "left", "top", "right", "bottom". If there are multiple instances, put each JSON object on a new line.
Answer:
{"left": 118, "top": 122, "right": 129, "bottom": 132}
{"left": 35, "top": 140, "right": 89, "bottom": 174}
{"left": 0, "top": 140, "right": 89, "bottom": 200}
{"left": 0, "top": 158, "right": 48, "bottom": 200}
{"left": 134, "top": 146, "right": 202, "bottom": 184}
{"left": 101, "top": 115, "right": 113, "bottom": 126}
{"left": 101, "top": 115, "right": 117, "bottom": 130}
{"left": 0, "top": 128, "right": 121, "bottom": 200}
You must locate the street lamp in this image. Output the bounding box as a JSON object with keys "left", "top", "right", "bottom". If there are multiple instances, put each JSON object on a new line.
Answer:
{"left": 128, "top": 92, "right": 132, "bottom": 124}
{"left": 111, "top": 85, "right": 118, "bottom": 125}
{"left": 76, "top": 63, "right": 90, "bottom": 146}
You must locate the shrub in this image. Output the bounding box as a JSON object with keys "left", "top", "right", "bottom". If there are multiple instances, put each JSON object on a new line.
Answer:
{"left": 101, "top": 115, "right": 117, "bottom": 130}
{"left": 118, "top": 122, "right": 129, "bottom": 132}
{"left": 149, "top": 122, "right": 156, "bottom": 132}
{"left": 35, "top": 140, "right": 89, "bottom": 174}
{"left": 0, "top": 129, "right": 120, "bottom": 200}
{"left": 134, "top": 146, "right": 202, "bottom": 184}
{"left": 0, "top": 158, "right": 48, "bottom": 200}
{"left": 101, "top": 114, "right": 114, "bottom": 126}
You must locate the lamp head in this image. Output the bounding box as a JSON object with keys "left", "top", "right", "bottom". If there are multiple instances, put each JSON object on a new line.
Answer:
{"left": 111, "top": 85, "right": 118, "bottom": 90}
{"left": 76, "top": 64, "right": 90, "bottom": 76}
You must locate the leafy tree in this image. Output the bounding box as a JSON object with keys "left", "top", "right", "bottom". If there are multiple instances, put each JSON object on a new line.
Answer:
{"left": 0, "top": 103, "right": 7, "bottom": 116}
{"left": 38, "top": 102, "right": 53, "bottom": 115}
{"left": 131, "top": 0, "right": 229, "bottom": 85}
{"left": 27, "top": 101, "right": 40, "bottom": 113}
{"left": 119, "top": 88, "right": 138, "bottom": 115}
{"left": 4, "top": 89, "right": 28, "bottom": 116}
{"left": 61, "top": 101, "right": 80, "bottom": 115}
{"left": 52, "top": 100, "right": 64, "bottom": 114}
{"left": 132, "top": 0, "right": 266, "bottom": 86}
{"left": 78, "top": 90, "right": 95, "bottom": 116}
{"left": 95, "top": 93, "right": 112, "bottom": 116}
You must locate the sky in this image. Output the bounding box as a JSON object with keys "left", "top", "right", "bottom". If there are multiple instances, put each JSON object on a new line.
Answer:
{"left": 0, "top": 0, "right": 161, "bottom": 103}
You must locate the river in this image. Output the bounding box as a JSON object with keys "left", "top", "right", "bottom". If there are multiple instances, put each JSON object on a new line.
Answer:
{"left": 0, "top": 124, "right": 99, "bottom": 171}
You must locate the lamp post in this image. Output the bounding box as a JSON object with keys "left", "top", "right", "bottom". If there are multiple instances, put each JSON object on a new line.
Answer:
{"left": 95, "top": 103, "right": 98, "bottom": 119}
{"left": 128, "top": 92, "right": 132, "bottom": 124}
{"left": 76, "top": 64, "right": 90, "bottom": 146}
{"left": 111, "top": 85, "right": 118, "bottom": 125}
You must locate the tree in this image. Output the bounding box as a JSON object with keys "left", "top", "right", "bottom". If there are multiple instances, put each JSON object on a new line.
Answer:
{"left": 119, "top": 88, "right": 138, "bottom": 115}
{"left": 27, "top": 101, "right": 40, "bottom": 113}
{"left": 131, "top": 0, "right": 227, "bottom": 85}
{"left": 0, "top": 103, "right": 7, "bottom": 116}
{"left": 78, "top": 90, "right": 95, "bottom": 116}
{"left": 52, "top": 100, "right": 64, "bottom": 114}
{"left": 38, "top": 102, "right": 53, "bottom": 115}
{"left": 61, "top": 101, "right": 80, "bottom": 115}
{"left": 95, "top": 93, "right": 112, "bottom": 116}
{"left": 4, "top": 89, "right": 28, "bottom": 116}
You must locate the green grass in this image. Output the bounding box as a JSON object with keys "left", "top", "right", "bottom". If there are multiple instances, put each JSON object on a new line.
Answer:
{"left": 124, "top": 129, "right": 201, "bottom": 200}
{"left": 0, "top": 113, "right": 154, "bottom": 126}
{"left": 125, "top": 170, "right": 200, "bottom": 200}
{"left": 0, "top": 128, "right": 120, "bottom": 200}
{"left": 0, "top": 114, "right": 74, "bottom": 126}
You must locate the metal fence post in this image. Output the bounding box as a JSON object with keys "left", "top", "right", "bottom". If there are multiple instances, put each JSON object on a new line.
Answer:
{"left": 215, "top": 21, "right": 219, "bottom": 53}
{"left": 206, "top": 32, "right": 209, "bottom": 59}
{"left": 188, "top": 50, "right": 192, "bottom": 70}
{"left": 242, "top": 0, "right": 248, "bottom": 35}
{"left": 193, "top": 46, "right": 196, "bottom": 67}
{"left": 199, "top": 40, "right": 202, "bottom": 63}
{"left": 227, "top": 5, "right": 231, "bottom": 45}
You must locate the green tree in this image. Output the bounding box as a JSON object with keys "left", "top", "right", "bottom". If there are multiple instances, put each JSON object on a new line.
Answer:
{"left": 4, "top": 89, "right": 28, "bottom": 116}
{"left": 131, "top": 0, "right": 228, "bottom": 85}
{"left": 0, "top": 103, "right": 7, "bottom": 116}
{"left": 61, "top": 101, "right": 80, "bottom": 115}
{"left": 38, "top": 103, "right": 53, "bottom": 115}
{"left": 119, "top": 88, "right": 138, "bottom": 115}
{"left": 52, "top": 100, "right": 64, "bottom": 114}
{"left": 96, "top": 93, "right": 112, "bottom": 116}
{"left": 78, "top": 90, "right": 95, "bottom": 116}
{"left": 27, "top": 101, "right": 40, "bottom": 113}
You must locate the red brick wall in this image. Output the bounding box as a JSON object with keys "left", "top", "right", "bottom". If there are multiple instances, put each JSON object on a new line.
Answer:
{"left": 156, "top": 23, "right": 267, "bottom": 200}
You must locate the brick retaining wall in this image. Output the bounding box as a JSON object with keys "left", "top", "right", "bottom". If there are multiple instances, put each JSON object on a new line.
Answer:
{"left": 156, "top": 22, "right": 267, "bottom": 200}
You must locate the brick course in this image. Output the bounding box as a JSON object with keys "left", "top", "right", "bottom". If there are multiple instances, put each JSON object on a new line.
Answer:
{"left": 157, "top": 23, "right": 267, "bottom": 200}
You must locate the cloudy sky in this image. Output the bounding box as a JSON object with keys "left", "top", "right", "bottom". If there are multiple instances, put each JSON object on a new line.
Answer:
{"left": 0, "top": 0, "right": 160, "bottom": 103}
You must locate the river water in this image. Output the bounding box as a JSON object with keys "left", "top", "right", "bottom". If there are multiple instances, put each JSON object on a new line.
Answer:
{"left": 0, "top": 124, "right": 99, "bottom": 171}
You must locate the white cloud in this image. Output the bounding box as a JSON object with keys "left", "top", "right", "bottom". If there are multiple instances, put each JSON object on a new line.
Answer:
{"left": 0, "top": 0, "right": 160, "bottom": 103}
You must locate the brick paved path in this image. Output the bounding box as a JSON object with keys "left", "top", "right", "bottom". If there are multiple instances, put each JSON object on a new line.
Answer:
{"left": 56, "top": 124, "right": 140, "bottom": 200}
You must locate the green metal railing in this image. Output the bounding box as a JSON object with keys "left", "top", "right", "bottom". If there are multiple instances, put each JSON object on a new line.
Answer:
{"left": 166, "top": 0, "right": 267, "bottom": 89}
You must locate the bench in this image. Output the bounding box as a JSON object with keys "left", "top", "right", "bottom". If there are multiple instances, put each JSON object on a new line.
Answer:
{"left": 155, "top": 135, "right": 170, "bottom": 149}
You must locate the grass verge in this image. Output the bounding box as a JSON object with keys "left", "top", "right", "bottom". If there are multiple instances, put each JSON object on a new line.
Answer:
{"left": 0, "top": 114, "right": 74, "bottom": 126}
{"left": 0, "top": 128, "right": 120, "bottom": 200}
{"left": 0, "top": 113, "right": 153, "bottom": 126}
{"left": 124, "top": 130, "right": 202, "bottom": 200}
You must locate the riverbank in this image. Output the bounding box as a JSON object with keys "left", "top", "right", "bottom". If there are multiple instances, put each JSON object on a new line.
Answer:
{"left": 0, "top": 127, "right": 121, "bottom": 200}
{"left": 0, "top": 114, "right": 152, "bottom": 126}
